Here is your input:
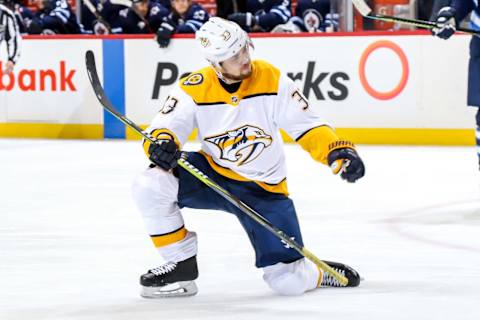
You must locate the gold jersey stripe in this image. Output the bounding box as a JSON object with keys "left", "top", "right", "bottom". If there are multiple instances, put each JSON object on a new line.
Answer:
{"left": 150, "top": 227, "right": 187, "bottom": 248}
{"left": 179, "top": 60, "right": 281, "bottom": 106}
{"left": 199, "top": 151, "right": 289, "bottom": 195}
{"left": 297, "top": 126, "right": 343, "bottom": 165}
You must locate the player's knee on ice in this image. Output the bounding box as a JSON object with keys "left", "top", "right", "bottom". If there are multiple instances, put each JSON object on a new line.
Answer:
{"left": 262, "top": 258, "right": 319, "bottom": 296}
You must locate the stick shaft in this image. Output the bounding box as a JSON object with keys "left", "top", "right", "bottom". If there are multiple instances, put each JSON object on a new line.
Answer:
{"left": 352, "top": 0, "right": 480, "bottom": 36}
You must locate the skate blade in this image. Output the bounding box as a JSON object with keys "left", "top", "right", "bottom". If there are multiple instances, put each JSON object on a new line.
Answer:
{"left": 141, "top": 281, "right": 198, "bottom": 298}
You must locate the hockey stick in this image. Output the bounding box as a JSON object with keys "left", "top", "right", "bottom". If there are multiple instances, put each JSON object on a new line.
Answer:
{"left": 84, "top": 50, "right": 349, "bottom": 287}
{"left": 352, "top": 0, "right": 480, "bottom": 36}
{"left": 83, "top": 0, "right": 112, "bottom": 33}
{"left": 109, "top": 0, "right": 153, "bottom": 33}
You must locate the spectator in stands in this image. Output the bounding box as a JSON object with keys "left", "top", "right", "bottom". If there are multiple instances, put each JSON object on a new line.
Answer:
{"left": 156, "top": 0, "right": 209, "bottom": 48}
{"left": 81, "top": 0, "right": 106, "bottom": 34}
{"left": 116, "top": 0, "right": 169, "bottom": 34}
{"left": 27, "top": 0, "right": 81, "bottom": 34}
{"left": 281, "top": 0, "right": 338, "bottom": 33}
{"left": 227, "top": 0, "right": 291, "bottom": 32}
{"left": 81, "top": 0, "right": 130, "bottom": 34}
{"left": 216, "top": 0, "right": 247, "bottom": 19}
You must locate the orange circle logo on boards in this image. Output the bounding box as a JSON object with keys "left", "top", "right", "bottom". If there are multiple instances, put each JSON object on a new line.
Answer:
{"left": 358, "top": 40, "right": 409, "bottom": 101}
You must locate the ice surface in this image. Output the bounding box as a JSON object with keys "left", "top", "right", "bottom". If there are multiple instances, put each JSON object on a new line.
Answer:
{"left": 1, "top": 139, "right": 479, "bottom": 320}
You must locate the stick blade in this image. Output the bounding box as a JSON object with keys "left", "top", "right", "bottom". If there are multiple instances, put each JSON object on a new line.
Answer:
{"left": 84, "top": 50, "right": 116, "bottom": 115}
{"left": 84, "top": 50, "right": 152, "bottom": 141}
{"left": 351, "top": 0, "right": 372, "bottom": 17}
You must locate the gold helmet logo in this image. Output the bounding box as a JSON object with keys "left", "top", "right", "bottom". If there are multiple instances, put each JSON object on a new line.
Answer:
{"left": 199, "top": 37, "right": 211, "bottom": 48}
{"left": 221, "top": 31, "right": 231, "bottom": 41}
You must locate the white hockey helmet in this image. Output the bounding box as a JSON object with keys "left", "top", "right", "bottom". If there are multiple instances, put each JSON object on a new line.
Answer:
{"left": 195, "top": 17, "right": 252, "bottom": 68}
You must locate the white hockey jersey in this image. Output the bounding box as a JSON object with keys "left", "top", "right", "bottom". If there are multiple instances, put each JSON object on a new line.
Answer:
{"left": 144, "top": 60, "right": 346, "bottom": 194}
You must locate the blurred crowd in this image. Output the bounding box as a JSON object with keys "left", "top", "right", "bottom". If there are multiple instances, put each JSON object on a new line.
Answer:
{"left": 1, "top": 0, "right": 455, "bottom": 46}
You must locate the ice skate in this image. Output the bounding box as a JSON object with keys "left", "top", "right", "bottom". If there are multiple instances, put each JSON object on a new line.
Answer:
{"left": 319, "top": 261, "right": 361, "bottom": 287}
{"left": 140, "top": 256, "right": 199, "bottom": 298}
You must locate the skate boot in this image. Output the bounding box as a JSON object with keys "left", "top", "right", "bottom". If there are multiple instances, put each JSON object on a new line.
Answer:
{"left": 140, "top": 255, "right": 199, "bottom": 298}
{"left": 319, "top": 260, "right": 361, "bottom": 287}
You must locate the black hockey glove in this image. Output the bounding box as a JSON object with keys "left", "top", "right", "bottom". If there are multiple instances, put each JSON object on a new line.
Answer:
{"left": 227, "top": 12, "right": 258, "bottom": 28}
{"left": 431, "top": 6, "right": 456, "bottom": 40}
{"left": 156, "top": 22, "right": 176, "bottom": 48}
{"left": 327, "top": 148, "right": 365, "bottom": 183}
{"left": 148, "top": 140, "right": 181, "bottom": 171}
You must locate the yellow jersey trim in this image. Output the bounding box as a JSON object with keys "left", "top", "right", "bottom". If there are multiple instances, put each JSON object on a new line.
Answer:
{"left": 199, "top": 151, "right": 289, "bottom": 195}
{"left": 142, "top": 128, "right": 181, "bottom": 158}
{"left": 296, "top": 126, "right": 342, "bottom": 165}
{"left": 179, "top": 60, "right": 281, "bottom": 106}
{"left": 150, "top": 226, "right": 187, "bottom": 248}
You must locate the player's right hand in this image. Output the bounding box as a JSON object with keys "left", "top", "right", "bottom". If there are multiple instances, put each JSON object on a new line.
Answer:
{"left": 431, "top": 6, "right": 456, "bottom": 40}
{"left": 327, "top": 147, "right": 365, "bottom": 183}
{"left": 148, "top": 140, "right": 181, "bottom": 171}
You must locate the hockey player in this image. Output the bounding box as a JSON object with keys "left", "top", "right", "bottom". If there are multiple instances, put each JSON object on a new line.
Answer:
{"left": 0, "top": 0, "right": 21, "bottom": 75}
{"left": 431, "top": 1, "right": 480, "bottom": 168}
{"left": 227, "top": 0, "right": 292, "bottom": 32}
{"left": 156, "top": 0, "right": 209, "bottom": 48}
{"left": 116, "top": 0, "right": 169, "bottom": 34}
{"left": 131, "top": 17, "right": 365, "bottom": 297}
{"left": 27, "top": 0, "right": 81, "bottom": 34}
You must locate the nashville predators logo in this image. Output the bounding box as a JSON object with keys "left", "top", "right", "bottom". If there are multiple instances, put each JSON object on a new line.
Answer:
{"left": 183, "top": 73, "right": 203, "bottom": 86}
{"left": 199, "top": 37, "right": 211, "bottom": 48}
{"left": 205, "top": 125, "right": 273, "bottom": 166}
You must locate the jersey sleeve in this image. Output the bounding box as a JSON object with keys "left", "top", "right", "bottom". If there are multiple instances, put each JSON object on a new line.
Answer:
{"left": 275, "top": 73, "right": 350, "bottom": 165}
{"left": 451, "top": 0, "right": 476, "bottom": 23}
{"left": 143, "top": 85, "right": 196, "bottom": 156}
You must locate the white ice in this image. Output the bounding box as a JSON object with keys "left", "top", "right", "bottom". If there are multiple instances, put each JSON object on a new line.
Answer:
{"left": 1, "top": 139, "right": 480, "bottom": 320}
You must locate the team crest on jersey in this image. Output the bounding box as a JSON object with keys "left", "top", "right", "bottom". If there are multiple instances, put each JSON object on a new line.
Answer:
{"left": 303, "top": 9, "right": 322, "bottom": 32}
{"left": 205, "top": 125, "right": 273, "bottom": 166}
{"left": 183, "top": 74, "right": 203, "bottom": 86}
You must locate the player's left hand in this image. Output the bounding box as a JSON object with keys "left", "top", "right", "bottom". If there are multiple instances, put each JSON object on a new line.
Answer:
{"left": 327, "top": 148, "right": 365, "bottom": 183}
{"left": 3, "top": 61, "right": 15, "bottom": 75}
{"left": 431, "top": 6, "right": 456, "bottom": 40}
{"left": 227, "top": 12, "right": 257, "bottom": 28}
